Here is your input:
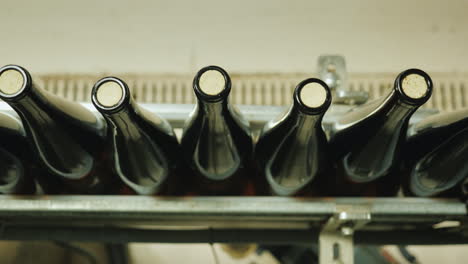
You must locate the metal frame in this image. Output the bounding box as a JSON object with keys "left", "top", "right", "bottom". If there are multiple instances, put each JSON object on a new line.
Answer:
{"left": 0, "top": 196, "right": 465, "bottom": 244}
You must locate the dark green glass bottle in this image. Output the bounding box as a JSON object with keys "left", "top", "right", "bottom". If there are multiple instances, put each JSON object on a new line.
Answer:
{"left": 329, "top": 69, "right": 433, "bottom": 196}
{"left": 180, "top": 66, "right": 253, "bottom": 195}
{"left": 402, "top": 108, "right": 468, "bottom": 197}
{"left": 92, "top": 77, "right": 180, "bottom": 195}
{"left": 0, "top": 65, "right": 115, "bottom": 194}
{"left": 255, "top": 78, "right": 331, "bottom": 196}
{"left": 0, "top": 112, "right": 36, "bottom": 194}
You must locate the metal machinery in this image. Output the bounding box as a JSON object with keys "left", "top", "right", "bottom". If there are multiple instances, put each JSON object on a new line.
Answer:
{"left": 0, "top": 56, "right": 466, "bottom": 264}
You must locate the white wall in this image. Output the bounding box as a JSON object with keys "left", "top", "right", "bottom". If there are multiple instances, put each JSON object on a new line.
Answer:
{"left": 0, "top": 0, "right": 467, "bottom": 74}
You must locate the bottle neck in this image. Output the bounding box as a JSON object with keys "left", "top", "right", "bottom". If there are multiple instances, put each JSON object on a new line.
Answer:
{"left": 343, "top": 91, "right": 421, "bottom": 182}
{"left": 289, "top": 107, "right": 324, "bottom": 142}
{"left": 197, "top": 98, "right": 227, "bottom": 116}
{"left": 102, "top": 99, "right": 140, "bottom": 132}
{"left": 190, "top": 98, "right": 244, "bottom": 180}
{"left": 3, "top": 82, "right": 106, "bottom": 181}
{"left": 8, "top": 81, "right": 102, "bottom": 132}
{"left": 7, "top": 83, "right": 43, "bottom": 114}
{"left": 6, "top": 80, "right": 56, "bottom": 111}
{"left": 266, "top": 107, "right": 326, "bottom": 196}
{"left": 101, "top": 98, "right": 171, "bottom": 195}
{"left": 385, "top": 91, "right": 420, "bottom": 124}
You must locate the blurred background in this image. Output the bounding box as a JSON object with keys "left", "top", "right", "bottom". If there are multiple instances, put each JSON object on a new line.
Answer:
{"left": 1, "top": 0, "right": 467, "bottom": 74}
{"left": 0, "top": 0, "right": 467, "bottom": 263}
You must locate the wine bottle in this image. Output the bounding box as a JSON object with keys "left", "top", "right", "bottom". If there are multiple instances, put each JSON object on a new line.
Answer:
{"left": 92, "top": 77, "right": 180, "bottom": 195}
{"left": 329, "top": 69, "right": 433, "bottom": 196}
{"left": 462, "top": 177, "right": 468, "bottom": 200}
{"left": 255, "top": 78, "right": 331, "bottom": 196}
{"left": 0, "top": 112, "right": 36, "bottom": 194}
{"left": 402, "top": 108, "right": 468, "bottom": 197}
{"left": 0, "top": 64, "right": 114, "bottom": 194}
{"left": 180, "top": 65, "right": 253, "bottom": 195}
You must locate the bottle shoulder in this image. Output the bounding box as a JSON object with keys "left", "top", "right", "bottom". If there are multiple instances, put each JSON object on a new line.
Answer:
{"left": 409, "top": 108, "right": 468, "bottom": 139}
{"left": 333, "top": 94, "right": 392, "bottom": 132}
{"left": 17, "top": 88, "right": 107, "bottom": 140}
{"left": 256, "top": 109, "right": 327, "bottom": 162}
{"left": 181, "top": 102, "right": 252, "bottom": 142}
{"left": 405, "top": 108, "right": 468, "bottom": 163}
{"left": 107, "top": 107, "right": 179, "bottom": 152}
{"left": 40, "top": 88, "right": 101, "bottom": 126}
{"left": 137, "top": 105, "right": 177, "bottom": 138}
{"left": 410, "top": 128, "right": 468, "bottom": 197}
{"left": 0, "top": 112, "right": 26, "bottom": 137}
{"left": 180, "top": 102, "right": 252, "bottom": 180}
{"left": 228, "top": 104, "right": 251, "bottom": 132}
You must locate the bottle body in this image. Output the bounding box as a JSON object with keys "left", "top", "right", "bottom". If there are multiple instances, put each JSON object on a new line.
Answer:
{"left": 0, "top": 65, "right": 113, "bottom": 194}
{"left": 329, "top": 69, "right": 433, "bottom": 196}
{"left": 181, "top": 66, "right": 253, "bottom": 195}
{"left": 0, "top": 112, "right": 36, "bottom": 194}
{"left": 255, "top": 79, "right": 331, "bottom": 196}
{"left": 92, "top": 77, "right": 180, "bottom": 195}
{"left": 402, "top": 109, "right": 468, "bottom": 198}
{"left": 462, "top": 177, "right": 468, "bottom": 200}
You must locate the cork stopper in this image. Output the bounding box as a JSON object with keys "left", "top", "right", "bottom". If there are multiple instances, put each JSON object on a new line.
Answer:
{"left": 401, "top": 73, "right": 429, "bottom": 99}
{"left": 299, "top": 82, "right": 328, "bottom": 108}
{"left": 95, "top": 81, "right": 124, "bottom": 108}
{"left": 198, "top": 70, "right": 226, "bottom": 96}
{"left": 0, "top": 69, "right": 24, "bottom": 96}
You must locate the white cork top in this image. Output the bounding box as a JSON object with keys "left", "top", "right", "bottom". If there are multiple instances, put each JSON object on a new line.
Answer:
{"left": 0, "top": 69, "right": 24, "bottom": 95}
{"left": 198, "top": 70, "right": 225, "bottom": 95}
{"left": 299, "top": 82, "right": 327, "bottom": 108}
{"left": 95, "top": 81, "right": 124, "bottom": 107}
{"left": 402, "top": 74, "right": 428, "bottom": 99}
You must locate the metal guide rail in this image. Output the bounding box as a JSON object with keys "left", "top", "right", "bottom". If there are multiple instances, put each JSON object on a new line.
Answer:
{"left": 0, "top": 196, "right": 465, "bottom": 243}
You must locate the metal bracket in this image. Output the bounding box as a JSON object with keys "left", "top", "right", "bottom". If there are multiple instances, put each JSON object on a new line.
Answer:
{"left": 319, "top": 205, "right": 371, "bottom": 264}
{"left": 317, "top": 55, "right": 369, "bottom": 105}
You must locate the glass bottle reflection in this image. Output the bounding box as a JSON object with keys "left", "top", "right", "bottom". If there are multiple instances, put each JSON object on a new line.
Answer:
{"left": 181, "top": 66, "right": 253, "bottom": 195}
{"left": 92, "top": 77, "right": 180, "bottom": 195}
{"left": 0, "top": 65, "right": 114, "bottom": 194}
{"left": 255, "top": 78, "right": 332, "bottom": 196}
{"left": 0, "top": 112, "right": 36, "bottom": 194}
{"left": 402, "top": 108, "right": 468, "bottom": 197}
{"left": 329, "top": 69, "right": 433, "bottom": 196}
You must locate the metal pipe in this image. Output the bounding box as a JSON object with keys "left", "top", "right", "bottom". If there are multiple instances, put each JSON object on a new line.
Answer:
{"left": 0, "top": 226, "right": 466, "bottom": 245}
